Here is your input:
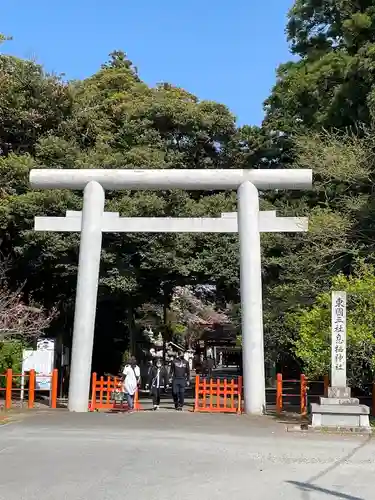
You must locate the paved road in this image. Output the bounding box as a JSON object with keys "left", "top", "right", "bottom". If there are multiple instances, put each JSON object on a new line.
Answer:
{"left": 0, "top": 410, "right": 374, "bottom": 500}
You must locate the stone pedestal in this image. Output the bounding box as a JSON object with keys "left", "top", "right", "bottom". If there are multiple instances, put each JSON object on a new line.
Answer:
{"left": 327, "top": 386, "right": 350, "bottom": 398}
{"left": 311, "top": 387, "right": 370, "bottom": 430}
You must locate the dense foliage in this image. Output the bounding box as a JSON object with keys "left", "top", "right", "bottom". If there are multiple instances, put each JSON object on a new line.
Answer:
{"left": 291, "top": 263, "right": 375, "bottom": 388}
{"left": 2, "top": 0, "right": 375, "bottom": 384}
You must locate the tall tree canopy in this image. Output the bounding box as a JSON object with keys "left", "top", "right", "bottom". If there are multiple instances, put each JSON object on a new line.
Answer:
{"left": 0, "top": 48, "right": 245, "bottom": 372}
{"left": 3, "top": 0, "right": 375, "bottom": 383}
{"left": 259, "top": 0, "right": 375, "bottom": 379}
{"left": 265, "top": 0, "right": 375, "bottom": 131}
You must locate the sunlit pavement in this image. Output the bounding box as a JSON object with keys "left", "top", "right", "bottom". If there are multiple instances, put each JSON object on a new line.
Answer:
{"left": 0, "top": 410, "right": 373, "bottom": 500}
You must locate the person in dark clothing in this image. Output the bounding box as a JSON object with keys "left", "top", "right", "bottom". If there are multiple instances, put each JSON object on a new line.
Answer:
{"left": 201, "top": 356, "right": 214, "bottom": 378}
{"left": 201, "top": 357, "right": 208, "bottom": 377}
{"left": 193, "top": 353, "right": 202, "bottom": 374}
{"left": 206, "top": 356, "right": 215, "bottom": 379}
{"left": 170, "top": 353, "right": 190, "bottom": 411}
{"left": 146, "top": 358, "right": 169, "bottom": 410}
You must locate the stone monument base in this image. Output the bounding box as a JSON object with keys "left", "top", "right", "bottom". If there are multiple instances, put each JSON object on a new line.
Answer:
{"left": 310, "top": 387, "right": 370, "bottom": 430}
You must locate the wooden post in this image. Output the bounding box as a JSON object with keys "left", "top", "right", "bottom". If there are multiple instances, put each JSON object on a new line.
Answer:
{"left": 372, "top": 382, "right": 375, "bottom": 417}
{"left": 202, "top": 377, "right": 207, "bottom": 411}
{"left": 209, "top": 378, "right": 213, "bottom": 411}
{"left": 5, "top": 368, "right": 12, "bottom": 410}
{"left": 276, "top": 373, "right": 282, "bottom": 414}
{"left": 90, "top": 372, "right": 97, "bottom": 411}
{"left": 51, "top": 369, "right": 58, "bottom": 409}
{"left": 300, "top": 374, "right": 307, "bottom": 416}
{"left": 28, "top": 369, "right": 35, "bottom": 409}
{"left": 324, "top": 375, "right": 329, "bottom": 397}
{"left": 194, "top": 375, "right": 199, "bottom": 412}
{"left": 134, "top": 388, "right": 140, "bottom": 411}
{"left": 237, "top": 376, "right": 243, "bottom": 414}
{"left": 99, "top": 376, "right": 104, "bottom": 408}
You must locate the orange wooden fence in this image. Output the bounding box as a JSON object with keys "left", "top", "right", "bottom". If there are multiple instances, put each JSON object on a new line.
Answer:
{"left": 0, "top": 369, "right": 58, "bottom": 410}
{"left": 276, "top": 373, "right": 335, "bottom": 416}
{"left": 89, "top": 373, "right": 141, "bottom": 411}
{"left": 276, "top": 373, "right": 310, "bottom": 416}
{"left": 194, "top": 375, "right": 243, "bottom": 414}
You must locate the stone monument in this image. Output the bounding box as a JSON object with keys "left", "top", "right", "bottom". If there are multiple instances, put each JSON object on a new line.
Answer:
{"left": 311, "top": 291, "right": 370, "bottom": 430}
{"left": 30, "top": 168, "right": 312, "bottom": 413}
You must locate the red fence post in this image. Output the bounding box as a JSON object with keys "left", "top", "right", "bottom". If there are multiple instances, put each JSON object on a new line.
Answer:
{"left": 5, "top": 368, "right": 12, "bottom": 410}
{"left": 372, "top": 382, "right": 375, "bottom": 417}
{"left": 324, "top": 375, "right": 329, "bottom": 397}
{"left": 28, "top": 369, "right": 35, "bottom": 409}
{"left": 237, "top": 376, "right": 243, "bottom": 414}
{"left": 194, "top": 375, "right": 199, "bottom": 412}
{"left": 90, "top": 372, "right": 97, "bottom": 411}
{"left": 276, "top": 373, "right": 282, "bottom": 414}
{"left": 51, "top": 369, "right": 58, "bottom": 409}
{"left": 300, "top": 374, "right": 307, "bottom": 416}
{"left": 134, "top": 387, "right": 143, "bottom": 411}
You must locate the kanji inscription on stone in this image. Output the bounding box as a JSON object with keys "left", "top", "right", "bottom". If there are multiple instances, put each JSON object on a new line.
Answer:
{"left": 331, "top": 291, "right": 347, "bottom": 387}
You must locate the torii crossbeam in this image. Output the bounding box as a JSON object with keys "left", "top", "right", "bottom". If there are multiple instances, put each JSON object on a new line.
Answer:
{"left": 35, "top": 210, "right": 308, "bottom": 233}
{"left": 30, "top": 168, "right": 312, "bottom": 414}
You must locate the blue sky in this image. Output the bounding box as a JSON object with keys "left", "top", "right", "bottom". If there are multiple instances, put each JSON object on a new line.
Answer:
{"left": 2, "top": 0, "right": 293, "bottom": 126}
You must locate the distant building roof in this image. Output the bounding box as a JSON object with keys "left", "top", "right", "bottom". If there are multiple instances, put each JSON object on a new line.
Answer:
{"left": 200, "top": 323, "right": 237, "bottom": 344}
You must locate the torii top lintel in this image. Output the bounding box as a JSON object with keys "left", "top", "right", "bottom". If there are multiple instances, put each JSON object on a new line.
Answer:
{"left": 29, "top": 169, "right": 312, "bottom": 191}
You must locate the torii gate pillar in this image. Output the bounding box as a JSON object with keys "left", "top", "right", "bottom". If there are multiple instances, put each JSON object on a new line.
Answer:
{"left": 238, "top": 181, "right": 264, "bottom": 413}
{"left": 69, "top": 181, "right": 104, "bottom": 413}
{"left": 30, "top": 168, "right": 312, "bottom": 414}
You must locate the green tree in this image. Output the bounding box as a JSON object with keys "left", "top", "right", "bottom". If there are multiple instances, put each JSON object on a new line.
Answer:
{"left": 0, "top": 55, "right": 72, "bottom": 157}
{"left": 0, "top": 340, "right": 23, "bottom": 377}
{"left": 290, "top": 262, "right": 375, "bottom": 388}
{"left": 265, "top": 1, "right": 375, "bottom": 131}
{"left": 0, "top": 51, "right": 243, "bottom": 372}
{"left": 256, "top": 0, "right": 375, "bottom": 365}
{"left": 252, "top": 125, "right": 375, "bottom": 367}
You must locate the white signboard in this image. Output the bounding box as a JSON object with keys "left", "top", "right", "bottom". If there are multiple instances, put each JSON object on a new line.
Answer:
{"left": 22, "top": 340, "right": 55, "bottom": 395}
{"left": 331, "top": 291, "right": 347, "bottom": 388}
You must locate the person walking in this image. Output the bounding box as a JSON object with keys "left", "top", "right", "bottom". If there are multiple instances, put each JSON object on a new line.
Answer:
{"left": 170, "top": 352, "right": 190, "bottom": 411}
{"left": 122, "top": 356, "right": 140, "bottom": 412}
{"left": 146, "top": 358, "right": 169, "bottom": 410}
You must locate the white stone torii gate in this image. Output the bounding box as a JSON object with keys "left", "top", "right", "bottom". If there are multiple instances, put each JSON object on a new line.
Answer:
{"left": 30, "top": 168, "right": 312, "bottom": 414}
